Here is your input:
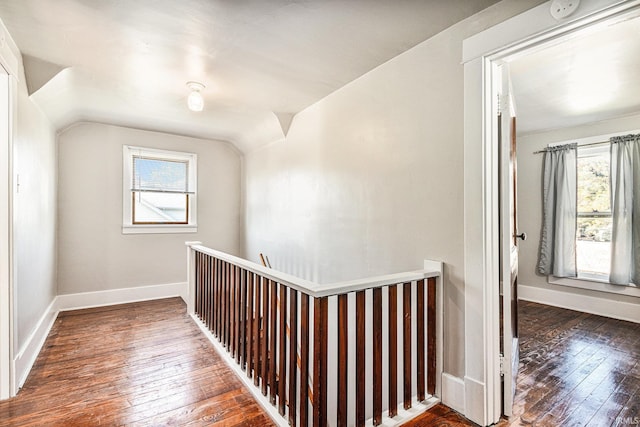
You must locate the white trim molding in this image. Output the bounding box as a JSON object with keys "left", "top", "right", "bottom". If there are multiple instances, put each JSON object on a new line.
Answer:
{"left": 0, "top": 16, "right": 19, "bottom": 399}
{"left": 464, "top": 376, "right": 487, "bottom": 424}
{"left": 12, "top": 282, "right": 188, "bottom": 392}
{"left": 519, "top": 284, "right": 640, "bottom": 324}
{"left": 56, "top": 282, "right": 188, "bottom": 311}
{"left": 549, "top": 276, "right": 640, "bottom": 298}
{"left": 13, "top": 299, "right": 57, "bottom": 389}
{"left": 441, "top": 373, "right": 465, "bottom": 415}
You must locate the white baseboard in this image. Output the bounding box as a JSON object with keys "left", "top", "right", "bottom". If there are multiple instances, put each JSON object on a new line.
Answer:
{"left": 13, "top": 282, "right": 188, "bottom": 391}
{"left": 13, "top": 298, "right": 58, "bottom": 389}
{"left": 56, "top": 282, "right": 188, "bottom": 312}
{"left": 442, "top": 372, "right": 465, "bottom": 415}
{"left": 519, "top": 284, "right": 640, "bottom": 324}
{"left": 464, "top": 375, "right": 486, "bottom": 426}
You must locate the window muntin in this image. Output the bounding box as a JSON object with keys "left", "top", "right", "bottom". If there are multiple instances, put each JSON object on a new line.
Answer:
{"left": 576, "top": 144, "right": 611, "bottom": 278}
{"left": 123, "top": 146, "right": 197, "bottom": 233}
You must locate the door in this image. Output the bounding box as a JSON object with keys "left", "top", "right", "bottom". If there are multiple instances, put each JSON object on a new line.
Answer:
{"left": 498, "top": 63, "right": 520, "bottom": 417}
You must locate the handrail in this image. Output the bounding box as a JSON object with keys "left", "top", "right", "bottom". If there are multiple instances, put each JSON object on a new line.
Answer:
{"left": 187, "top": 242, "right": 440, "bottom": 297}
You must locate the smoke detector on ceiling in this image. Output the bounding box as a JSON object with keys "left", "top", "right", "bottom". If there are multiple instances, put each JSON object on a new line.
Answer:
{"left": 550, "top": 0, "right": 580, "bottom": 20}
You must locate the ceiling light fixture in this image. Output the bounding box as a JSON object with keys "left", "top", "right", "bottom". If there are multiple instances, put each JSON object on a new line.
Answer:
{"left": 186, "top": 81, "right": 205, "bottom": 112}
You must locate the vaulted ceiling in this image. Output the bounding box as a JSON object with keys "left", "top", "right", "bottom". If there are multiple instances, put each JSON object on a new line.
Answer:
{"left": 0, "top": 0, "right": 501, "bottom": 152}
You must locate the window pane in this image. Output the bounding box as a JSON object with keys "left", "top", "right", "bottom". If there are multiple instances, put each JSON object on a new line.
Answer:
{"left": 576, "top": 216, "right": 611, "bottom": 276}
{"left": 133, "top": 192, "right": 187, "bottom": 224}
{"left": 577, "top": 146, "right": 610, "bottom": 214}
{"left": 576, "top": 145, "right": 611, "bottom": 278}
{"left": 133, "top": 157, "right": 188, "bottom": 192}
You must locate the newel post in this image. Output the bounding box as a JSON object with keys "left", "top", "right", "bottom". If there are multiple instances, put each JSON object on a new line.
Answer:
{"left": 185, "top": 241, "right": 202, "bottom": 315}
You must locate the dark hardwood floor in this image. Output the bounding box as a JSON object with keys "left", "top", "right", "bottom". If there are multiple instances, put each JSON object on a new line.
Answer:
{"left": 409, "top": 300, "right": 640, "bottom": 427}
{"left": 0, "top": 298, "right": 275, "bottom": 426}
{"left": 1, "top": 298, "right": 637, "bottom": 426}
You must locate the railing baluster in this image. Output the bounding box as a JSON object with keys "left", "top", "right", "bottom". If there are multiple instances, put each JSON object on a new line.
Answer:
{"left": 201, "top": 255, "right": 206, "bottom": 326}
{"left": 236, "top": 266, "right": 242, "bottom": 362}
{"left": 356, "top": 290, "right": 365, "bottom": 426}
{"left": 403, "top": 282, "right": 412, "bottom": 410}
{"left": 222, "top": 261, "right": 227, "bottom": 344}
{"left": 289, "top": 289, "right": 298, "bottom": 427}
{"left": 247, "top": 271, "right": 254, "bottom": 377}
{"left": 261, "top": 278, "right": 269, "bottom": 396}
{"left": 195, "top": 252, "right": 201, "bottom": 319}
{"left": 337, "top": 294, "right": 348, "bottom": 427}
{"left": 206, "top": 256, "right": 213, "bottom": 330}
{"left": 218, "top": 258, "right": 223, "bottom": 339}
{"left": 215, "top": 258, "right": 220, "bottom": 338}
{"left": 244, "top": 270, "right": 250, "bottom": 369}
{"left": 225, "top": 261, "right": 230, "bottom": 349}
{"left": 313, "top": 297, "right": 327, "bottom": 427}
{"left": 270, "top": 280, "right": 278, "bottom": 404}
{"left": 417, "top": 279, "right": 425, "bottom": 401}
{"left": 238, "top": 268, "right": 246, "bottom": 366}
{"left": 427, "top": 277, "right": 437, "bottom": 396}
{"left": 300, "top": 293, "right": 310, "bottom": 427}
{"left": 389, "top": 284, "right": 398, "bottom": 417}
{"left": 373, "top": 288, "right": 383, "bottom": 425}
{"left": 232, "top": 265, "right": 237, "bottom": 357}
{"left": 254, "top": 275, "right": 262, "bottom": 386}
{"left": 278, "top": 283, "right": 287, "bottom": 415}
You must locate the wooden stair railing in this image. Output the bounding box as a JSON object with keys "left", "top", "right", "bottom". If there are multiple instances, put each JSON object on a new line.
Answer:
{"left": 186, "top": 242, "right": 442, "bottom": 427}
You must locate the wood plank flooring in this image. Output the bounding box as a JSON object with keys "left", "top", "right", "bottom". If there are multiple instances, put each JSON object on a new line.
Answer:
{"left": 408, "top": 300, "right": 640, "bottom": 427}
{"left": 0, "top": 298, "right": 275, "bottom": 426}
{"left": 1, "top": 298, "right": 637, "bottom": 426}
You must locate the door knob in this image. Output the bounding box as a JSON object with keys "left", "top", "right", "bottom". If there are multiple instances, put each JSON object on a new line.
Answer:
{"left": 516, "top": 232, "right": 527, "bottom": 241}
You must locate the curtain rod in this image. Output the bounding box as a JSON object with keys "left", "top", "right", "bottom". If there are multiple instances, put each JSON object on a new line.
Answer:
{"left": 533, "top": 140, "right": 609, "bottom": 154}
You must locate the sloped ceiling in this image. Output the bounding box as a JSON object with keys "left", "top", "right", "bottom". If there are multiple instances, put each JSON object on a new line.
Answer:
{"left": 0, "top": 0, "right": 502, "bottom": 152}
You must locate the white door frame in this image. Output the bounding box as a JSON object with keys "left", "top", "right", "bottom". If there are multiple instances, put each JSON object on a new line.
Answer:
{"left": 462, "top": 0, "right": 640, "bottom": 425}
{"left": 0, "top": 21, "right": 19, "bottom": 399}
{"left": 0, "top": 64, "right": 13, "bottom": 400}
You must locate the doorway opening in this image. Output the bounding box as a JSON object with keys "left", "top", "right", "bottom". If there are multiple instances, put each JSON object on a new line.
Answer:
{"left": 463, "top": 1, "right": 640, "bottom": 425}
{"left": 500, "top": 11, "right": 640, "bottom": 424}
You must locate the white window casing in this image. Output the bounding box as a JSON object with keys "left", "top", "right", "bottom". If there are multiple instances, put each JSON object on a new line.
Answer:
{"left": 122, "top": 145, "right": 197, "bottom": 234}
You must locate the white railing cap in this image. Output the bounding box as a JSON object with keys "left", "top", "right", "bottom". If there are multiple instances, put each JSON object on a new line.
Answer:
{"left": 187, "top": 243, "right": 440, "bottom": 298}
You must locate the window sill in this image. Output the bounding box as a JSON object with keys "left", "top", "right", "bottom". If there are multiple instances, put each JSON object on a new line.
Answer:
{"left": 122, "top": 225, "right": 198, "bottom": 235}
{"left": 549, "top": 275, "right": 640, "bottom": 298}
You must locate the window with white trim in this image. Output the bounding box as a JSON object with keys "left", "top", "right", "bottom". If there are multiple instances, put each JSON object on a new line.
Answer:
{"left": 123, "top": 146, "right": 197, "bottom": 234}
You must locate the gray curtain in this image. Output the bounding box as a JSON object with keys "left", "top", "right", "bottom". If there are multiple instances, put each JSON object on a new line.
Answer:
{"left": 610, "top": 134, "right": 640, "bottom": 285}
{"left": 537, "top": 143, "right": 577, "bottom": 277}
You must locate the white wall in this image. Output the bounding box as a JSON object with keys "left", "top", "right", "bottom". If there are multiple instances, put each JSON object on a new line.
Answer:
{"left": 244, "top": 0, "right": 545, "bottom": 380}
{"left": 57, "top": 123, "right": 242, "bottom": 295}
{"left": 517, "top": 113, "right": 640, "bottom": 313}
{"left": 13, "top": 65, "right": 57, "bottom": 352}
